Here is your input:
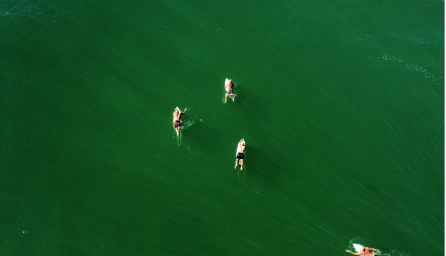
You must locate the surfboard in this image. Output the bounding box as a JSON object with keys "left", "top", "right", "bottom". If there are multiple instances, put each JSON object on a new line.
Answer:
{"left": 353, "top": 243, "right": 364, "bottom": 253}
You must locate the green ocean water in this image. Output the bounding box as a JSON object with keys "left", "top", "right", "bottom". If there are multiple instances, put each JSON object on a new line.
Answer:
{"left": 0, "top": 0, "right": 443, "bottom": 255}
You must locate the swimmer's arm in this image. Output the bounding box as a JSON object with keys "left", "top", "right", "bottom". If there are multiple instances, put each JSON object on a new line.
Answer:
{"left": 345, "top": 251, "right": 360, "bottom": 255}
{"left": 178, "top": 109, "right": 186, "bottom": 119}
{"left": 369, "top": 248, "right": 380, "bottom": 252}
{"left": 180, "top": 109, "right": 186, "bottom": 117}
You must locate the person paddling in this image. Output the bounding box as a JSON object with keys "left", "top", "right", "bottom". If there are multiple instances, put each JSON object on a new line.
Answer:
{"left": 224, "top": 78, "right": 236, "bottom": 103}
{"left": 235, "top": 139, "right": 246, "bottom": 170}
{"left": 173, "top": 107, "right": 187, "bottom": 136}
{"left": 346, "top": 246, "right": 381, "bottom": 256}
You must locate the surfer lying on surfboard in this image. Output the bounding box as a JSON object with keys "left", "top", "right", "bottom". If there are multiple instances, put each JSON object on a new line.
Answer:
{"left": 234, "top": 139, "right": 246, "bottom": 170}
{"left": 346, "top": 244, "right": 380, "bottom": 256}
{"left": 224, "top": 78, "right": 236, "bottom": 103}
{"left": 173, "top": 107, "right": 187, "bottom": 136}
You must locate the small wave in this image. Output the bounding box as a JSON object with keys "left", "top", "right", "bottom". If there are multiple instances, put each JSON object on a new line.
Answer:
{"left": 378, "top": 53, "right": 438, "bottom": 82}
{"left": 0, "top": 1, "right": 88, "bottom": 23}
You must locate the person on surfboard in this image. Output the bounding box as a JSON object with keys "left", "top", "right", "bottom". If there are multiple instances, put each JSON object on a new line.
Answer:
{"left": 346, "top": 246, "right": 380, "bottom": 256}
{"left": 173, "top": 107, "right": 187, "bottom": 136}
{"left": 224, "top": 78, "right": 236, "bottom": 103}
{"left": 234, "top": 139, "right": 246, "bottom": 170}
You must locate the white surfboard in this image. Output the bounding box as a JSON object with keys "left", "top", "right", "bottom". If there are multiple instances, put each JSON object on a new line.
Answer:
{"left": 353, "top": 243, "right": 364, "bottom": 253}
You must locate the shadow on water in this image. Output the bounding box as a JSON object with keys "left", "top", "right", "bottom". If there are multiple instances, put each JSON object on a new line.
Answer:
{"left": 179, "top": 113, "right": 224, "bottom": 157}
{"left": 233, "top": 86, "right": 268, "bottom": 118}
{"left": 244, "top": 145, "right": 282, "bottom": 185}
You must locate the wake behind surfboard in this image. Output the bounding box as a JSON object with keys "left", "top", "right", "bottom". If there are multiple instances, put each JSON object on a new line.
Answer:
{"left": 176, "top": 133, "right": 181, "bottom": 146}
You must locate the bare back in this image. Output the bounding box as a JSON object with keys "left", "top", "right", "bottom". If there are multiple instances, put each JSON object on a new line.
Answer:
{"left": 237, "top": 143, "right": 246, "bottom": 153}
{"left": 173, "top": 111, "right": 182, "bottom": 121}
{"left": 225, "top": 80, "right": 234, "bottom": 91}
